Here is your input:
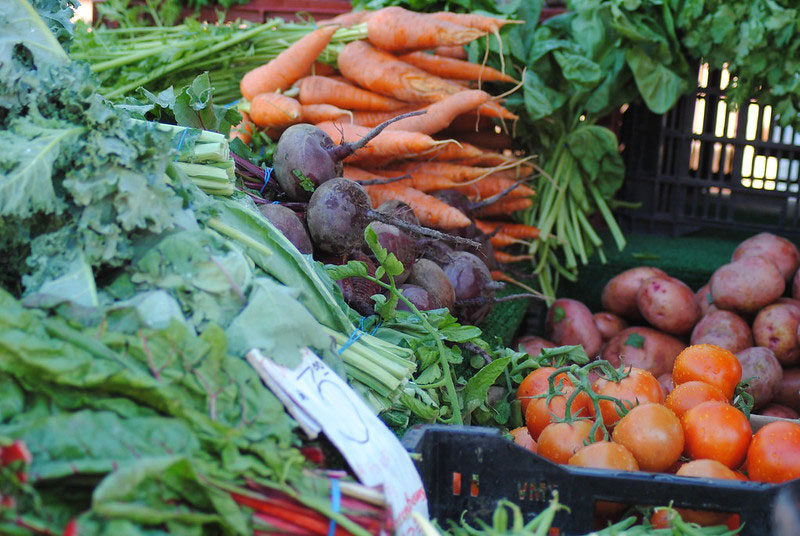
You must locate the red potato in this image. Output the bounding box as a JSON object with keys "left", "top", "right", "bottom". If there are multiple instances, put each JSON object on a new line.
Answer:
{"left": 735, "top": 347, "right": 783, "bottom": 410}
{"left": 758, "top": 404, "right": 800, "bottom": 419}
{"left": 709, "top": 256, "right": 785, "bottom": 314}
{"left": 690, "top": 310, "right": 753, "bottom": 354}
{"left": 593, "top": 312, "right": 628, "bottom": 341}
{"left": 776, "top": 297, "right": 800, "bottom": 308}
{"left": 694, "top": 284, "right": 718, "bottom": 317}
{"left": 752, "top": 303, "right": 800, "bottom": 366}
{"left": 733, "top": 232, "right": 800, "bottom": 282}
{"left": 773, "top": 367, "right": 800, "bottom": 413}
{"left": 546, "top": 299, "right": 602, "bottom": 358}
{"left": 637, "top": 276, "right": 700, "bottom": 335}
{"left": 658, "top": 372, "right": 674, "bottom": 396}
{"left": 516, "top": 336, "right": 556, "bottom": 358}
{"left": 794, "top": 268, "right": 800, "bottom": 300}
{"left": 602, "top": 327, "right": 686, "bottom": 378}
{"left": 601, "top": 267, "right": 667, "bottom": 321}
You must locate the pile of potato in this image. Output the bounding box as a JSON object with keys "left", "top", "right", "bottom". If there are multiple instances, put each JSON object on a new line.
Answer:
{"left": 518, "top": 232, "right": 800, "bottom": 417}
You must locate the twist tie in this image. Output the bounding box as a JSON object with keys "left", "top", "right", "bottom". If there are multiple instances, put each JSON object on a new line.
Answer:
{"left": 224, "top": 99, "right": 241, "bottom": 109}
{"left": 259, "top": 167, "right": 273, "bottom": 195}
{"left": 327, "top": 478, "right": 341, "bottom": 536}
{"left": 174, "top": 128, "right": 189, "bottom": 161}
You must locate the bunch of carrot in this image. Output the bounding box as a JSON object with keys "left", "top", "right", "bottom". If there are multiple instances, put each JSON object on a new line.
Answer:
{"left": 232, "top": 6, "right": 540, "bottom": 270}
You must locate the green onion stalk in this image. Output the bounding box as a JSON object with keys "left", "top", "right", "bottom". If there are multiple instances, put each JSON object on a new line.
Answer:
{"left": 72, "top": 19, "right": 367, "bottom": 102}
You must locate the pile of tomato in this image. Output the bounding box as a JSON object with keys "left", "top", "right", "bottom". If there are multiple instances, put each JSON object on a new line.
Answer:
{"left": 511, "top": 343, "right": 800, "bottom": 527}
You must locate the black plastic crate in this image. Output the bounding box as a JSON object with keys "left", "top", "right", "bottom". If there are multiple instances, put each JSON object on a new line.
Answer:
{"left": 619, "top": 65, "right": 800, "bottom": 238}
{"left": 402, "top": 424, "right": 800, "bottom": 535}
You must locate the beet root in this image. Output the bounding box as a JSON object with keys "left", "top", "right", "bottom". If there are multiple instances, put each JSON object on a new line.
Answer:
{"left": 378, "top": 200, "right": 420, "bottom": 226}
{"left": 397, "top": 284, "right": 434, "bottom": 311}
{"left": 259, "top": 203, "right": 313, "bottom": 255}
{"left": 324, "top": 251, "right": 382, "bottom": 317}
{"left": 365, "top": 221, "right": 417, "bottom": 285}
{"left": 273, "top": 124, "right": 342, "bottom": 200}
{"left": 408, "top": 258, "right": 456, "bottom": 312}
{"left": 443, "top": 251, "right": 495, "bottom": 324}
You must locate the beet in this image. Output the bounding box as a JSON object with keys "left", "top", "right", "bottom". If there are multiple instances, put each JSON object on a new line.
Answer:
{"left": 365, "top": 221, "right": 417, "bottom": 285}
{"left": 442, "top": 251, "right": 495, "bottom": 324}
{"left": 307, "top": 178, "right": 481, "bottom": 256}
{"left": 258, "top": 203, "right": 313, "bottom": 255}
{"left": 323, "top": 251, "right": 382, "bottom": 317}
{"left": 397, "top": 284, "right": 434, "bottom": 311}
{"left": 408, "top": 258, "right": 455, "bottom": 312}
{"left": 273, "top": 111, "right": 426, "bottom": 200}
{"left": 432, "top": 190, "right": 472, "bottom": 215}
{"left": 377, "top": 200, "right": 420, "bottom": 226}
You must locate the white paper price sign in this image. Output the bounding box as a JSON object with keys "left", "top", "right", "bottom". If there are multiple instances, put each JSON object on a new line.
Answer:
{"left": 247, "top": 348, "right": 429, "bottom": 536}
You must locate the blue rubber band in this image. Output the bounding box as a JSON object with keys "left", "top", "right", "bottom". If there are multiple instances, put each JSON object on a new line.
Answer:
{"left": 224, "top": 99, "right": 240, "bottom": 109}
{"left": 174, "top": 128, "right": 189, "bottom": 161}
{"left": 337, "top": 327, "right": 364, "bottom": 355}
{"left": 259, "top": 167, "right": 273, "bottom": 195}
{"left": 328, "top": 478, "right": 341, "bottom": 536}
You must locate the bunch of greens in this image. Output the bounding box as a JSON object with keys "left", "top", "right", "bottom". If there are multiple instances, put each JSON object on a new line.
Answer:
{"left": 673, "top": 0, "right": 800, "bottom": 129}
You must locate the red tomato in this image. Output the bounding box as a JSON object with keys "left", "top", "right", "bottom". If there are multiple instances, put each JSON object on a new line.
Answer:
{"left": 537, "top": 420, "right": 602, "bottom": 464}
{"left": 524, "top": 377, "right": 594, "bottom": 440}
{"left": 509, "top": 426, "right": 537, "bottom": 452}
{"left": 665, "top": 381, "right": 729, "bottom": 419}
{"left": 568, "top": 441, "right": 639, "bottom": 471}
{"left": 746, "top": 421, "right": 800, "bottom": 483}
{"left": 674, "top": 459, "right": 743, "bottom": 526}
{"left": 611, "top": 403, "right": 684, "bottom": 472}
{"left": 672, "top": 344, "right": 742, "bottom": 399}
{"left": 650, "top": 508, "right": 676, "bottom": 529}
{"left": 517, "top": 366, "right": 557, "bottom": 415}
{"left": 681, "top": 401, "right": 752, "bottom": 468}
{"left": 593, "top": 367, "right": 665, "bottom": 427}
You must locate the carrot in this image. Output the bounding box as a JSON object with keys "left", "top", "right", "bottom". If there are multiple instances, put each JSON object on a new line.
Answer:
{"left": 337, "top": 41, "right": 465, "bottom": 103}
{"left": 397, "top": 51, "right": 516, "bottom": 83}
{"left": 433, "top": 45, "right": 468, "bottom": 59}
{"left": 316, "top": 120, "right": 454, "bottom": 160}
{"left": 440, "top": 130, "right": 513, "bottom": 151}
{"left": 298, "top": 75, "right": 407, "bottom": 111}
{"left": 319, "top": 10, "right": 373, "bottom": 27}
{"left": 478, "top": 100, "right": 519, "bottom": 120}
{"left": 241, "top": 25, "right": 339, "bottom": 100}
{"left": 456, "top": 148, "right": 517, "bottom": 167}
{"left": 366, "top": 7, "right": 485, "bottom": 52}
{"left": 230, "top": 111, "right": 253, "bottom": 145}
{"left": 456, "top": 176, "right": 535, "bottom": 199}
{"left": 246, "top": 92, "right": 302, "bottom": 128}
{"left": 493, "top": 251, "right": 533, "bottom": 264}
{"left": 362, "top": 167, "right": 462, "bottom": 192}
{"left": 488, "top": 232, "right": 526, "bottom": 249}
{"left": 474, "top": 219, "right": 541, "bottom": 240}
{"left": 300, "top": 103, "right": 352, "bottom": 124}
{"left": 411, "top": 142, "right": 486, "bottom": 161}
{"left": 442, "top": 113, "right": 497, "bottom": 133}
{"left": 383, "top": 89, "right": 490, "bottom": 134}
{"left": 473, "top": 197, "right": 533, "bottom": 217}
{"left": 430, "top": 12, "right": 520, "bottom": 34}
{"left": 390, "top": 161, "right": 527, "bottom": 183}
{"left": 352, "top": 107, "right": 420, "bottom": 128}
{"left": 299, "top": 61, "right": 336, "bottom": 78}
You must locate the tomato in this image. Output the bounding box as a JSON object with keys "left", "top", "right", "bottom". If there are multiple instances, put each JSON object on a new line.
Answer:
{"left": 568, "top": 441, "right": 638, "bottom": 471}
{"left": 649, "top": 508, "right": 676, "bottom": 529}
{"left": 665, "top": 381, "right": 728, "bottom": 419}
{"left": 611, "top": 403, "right": 684, "bottom": 472}
{"left": 593, "top": 367, "right": 665, "bottom": 427}
{"left": 672, "top": 344, "right": 742, "bottom": 399}
{"left": 674, "top": 459, "right": 743, "bottom": 525}
{"left": 517, "top": 366, "right": 557, "bottom": 415}
{"left": 746, "top": 421, "right": 800, "bottom": 483}
{"left": 537, "top": 420, "right": 602, "bottom": 464}
{"left": 525, "top": 381, "right": 594, "bottom": 440}
{"left": 509, "top": 426, "right": 537, "bottom": 452}
{"left": 681, "top": 401, "right": 751, "bottom": 468}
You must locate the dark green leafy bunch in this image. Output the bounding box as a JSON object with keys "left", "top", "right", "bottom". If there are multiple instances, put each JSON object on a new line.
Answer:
{"left": 672, "top": 0, "right": 800, "bottom": 129}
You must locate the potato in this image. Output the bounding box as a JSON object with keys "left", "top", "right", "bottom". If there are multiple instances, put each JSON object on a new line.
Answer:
{"left": 794, "top": 268, "right": 800, "bottom": 300}
{"left": 733, "top": 232, "right": 800, "bottom": 281}
{"left": 690, "top": 310, "right": 753, "bottom": 353}
{"left": 694, "top": 284, "right": 718, "bottom": 317}
{"left": 600, "top": 267, "right": 667, "bottom": 321}
{"left": 593, "top": 312, "right": 628, "bottom": 341}
{"left": 735, "top": 347, "right": 783, "bottom": 410}
{"left": 637, "top": 276, "right": 700, "bottom": 335}
{"left": 545, "top": 299, "right": 602, "bottom": 358}
{"left": 602, "top": 327, "right": 686, "bottom": 377}
{"left": 516, "top": 335, "right": 555, "bottom": 358}
{"left": 709, "top": 256, "right": 785, "bottom": 313}
{"left": 776, "top": 297, "right": 800, "bottom": 308}
{"left": 758, "top": 404, "right": 800, "bottom": 419}
{"left": 773, "top": 367, "right": 800, "bottom": 413}
{"left": 752, "top": 303, "right": 800, "bottom": 366}
{"left": 657, "top": 372, "right": 674, "bottom": 396}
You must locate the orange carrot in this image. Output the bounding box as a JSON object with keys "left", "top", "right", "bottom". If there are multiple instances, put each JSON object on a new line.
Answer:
{"left": 300, "top": 103, "right": 351, "bottom": 124}
{"left": 319, "top": 10, "right": 373, "bottom": 27}
{"left": 478, "top": 100, "right": 519, "bottom": 120}
{"left": 352, "top": 108, "right": 420, "bottom": 128}
{"left": 316, "top": 120, "right": 453, "bottom": 160}
{"left": 385, "top": 89, "right": 491, "bottom": 134}
{"left": 230, "top": 111, "right": 254, "bottom": 145}
{"left": 361, "top": 168, "right": 462, "bottom": 192}
{"left": 241, "top": 25, "right": 339, "bottom": 100}
{"left": 441, "top": 113, "right": 497, "bottom": 133}
{"left": 430, "top": 12, "right": 520, "bottom": 34}
{"left": 433, "top": 45, "right": 468, "bottom": 59}
{"left": 473, "top": 197, "right": 533, "bottom": 217}
{"left": 366, "top": 7, "right": 485, "bottom": 52}
{"left": 440, "top": 130, "right": 513, "bottom": 151}
{"left": 397, "top": 51, "right": 516, "bottom": 83}
{"left": 337, "top": 41, "right": 466, "bottom": 103}
{"left": 410, "top": 142, "right": 485, "bottom": 161}
{"left": 488, "top": 232, "right": 525, "bottom": 249}
{"left": 298, "top": 76, "right": 407, "bottom": 111}
{"left": 493, "top": 251, "right": 533, "bottom": 264}
{"left": 455, "top": 177, "right": 535, "bottom": 199}
{"left": 474, "top": 220, "right": 540, "bottom": 240}
{"left": 299, "top": 61, "right": 336, "bottom": 78}
{"left": 247, "top": 92, "right": 302, "bottom": 128}
{"left": 390, "top": 161, "right": 524, "bottom": 183}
